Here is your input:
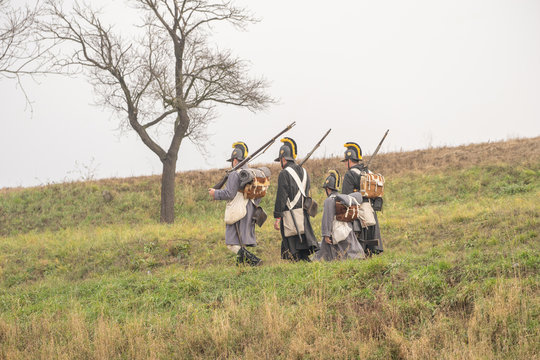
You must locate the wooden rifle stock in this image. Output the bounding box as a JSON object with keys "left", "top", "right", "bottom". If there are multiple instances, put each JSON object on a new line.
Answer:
{"left": 212, "top": 121, "right": 296, "bottom": 189}
{"left": 213, "top": 175, "right": 229, "bottom": 190}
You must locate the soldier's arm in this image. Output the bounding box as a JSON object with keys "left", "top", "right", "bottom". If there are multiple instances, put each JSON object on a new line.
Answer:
{"left": 214, "top": 171, "right": 240, "bottom": 201}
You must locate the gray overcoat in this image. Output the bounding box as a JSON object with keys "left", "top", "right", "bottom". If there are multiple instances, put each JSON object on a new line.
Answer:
{"left": 214, "top": 165, "right": 261, "bottom": 246}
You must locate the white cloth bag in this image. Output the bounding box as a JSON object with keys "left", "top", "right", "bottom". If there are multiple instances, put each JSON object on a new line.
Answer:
{"left": 332, "top": 218, "right": 352, "bottom": 243}
{"left": 358, "top": 201, "right": 376, "bottom": 227}
{"left": 224, "top": 191, "right": 249, "bottom": 225}
{"left": 282, "top": 167, "right": 307, "bottom": 237}
{"left": 283, "top": 208, "right": 305, "bottom": 237}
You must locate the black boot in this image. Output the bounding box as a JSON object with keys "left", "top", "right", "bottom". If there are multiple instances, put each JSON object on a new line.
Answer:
{"left": 236, "top": 247, "right": 262, "bottom": 266}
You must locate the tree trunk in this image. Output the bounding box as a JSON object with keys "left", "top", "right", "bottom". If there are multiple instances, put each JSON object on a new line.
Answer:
{"left": 160, "top": 157, "right": 177, "bottom": 223}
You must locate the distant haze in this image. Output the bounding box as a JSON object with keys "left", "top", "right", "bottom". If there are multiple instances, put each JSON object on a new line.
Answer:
{"left": 1, "top": 0, "right": 539, "bottom": 188}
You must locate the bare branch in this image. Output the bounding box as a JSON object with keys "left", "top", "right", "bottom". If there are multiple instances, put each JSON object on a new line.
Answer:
{"left": 42, "top": 0, "right": 273, "bottom": 162}
{"left": 0, "top": 0, "right": 63, "bottom": 107}
{"left": 143, "top": 109, "right": 176, "bottom": 129}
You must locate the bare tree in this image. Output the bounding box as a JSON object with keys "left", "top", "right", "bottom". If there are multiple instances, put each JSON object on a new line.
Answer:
{"left": 42, "top": 0, "right": 273, "bottom": 223}
{"left": 0, "top": 0, "right": 57, "bottom": 102}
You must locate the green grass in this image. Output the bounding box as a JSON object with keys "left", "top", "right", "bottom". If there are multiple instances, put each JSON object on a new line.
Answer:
{"left": 0, "top": 154, "right": 539, "bottom": 359}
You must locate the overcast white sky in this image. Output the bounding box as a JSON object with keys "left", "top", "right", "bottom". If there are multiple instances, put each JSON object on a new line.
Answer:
{"left": 1, "top": 0, "right": 539, "bottom": 188}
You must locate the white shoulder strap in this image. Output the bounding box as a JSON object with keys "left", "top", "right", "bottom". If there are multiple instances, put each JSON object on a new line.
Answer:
{"left": 285, "top": 167, "right": 307, "bottom": 209}
{"left": 285, "top": 167, "right": 307, "bottom": 196}
{"left": 349, "top": 168, "right": 364, "bottom": 191}
{"left": 350, "top": 168, "right": 361, "bottom": 176}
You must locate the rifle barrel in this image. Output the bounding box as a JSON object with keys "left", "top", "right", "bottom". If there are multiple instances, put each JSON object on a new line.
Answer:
{"left": 212, "top": 121, "right": 296, "bottom": 189}
{"left": 299, "top": 128, "right": 332, "bottom": 166}
{"left": 366, "top": 129, "right": 389, "bottom": 168}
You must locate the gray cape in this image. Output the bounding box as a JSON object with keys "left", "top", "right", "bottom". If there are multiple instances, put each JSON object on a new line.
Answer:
{"left": 314, "top": 192, "right": 365, "bottom": 261}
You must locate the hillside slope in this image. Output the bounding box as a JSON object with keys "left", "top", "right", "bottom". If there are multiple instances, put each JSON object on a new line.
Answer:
{"left": 0, "top": 137, "right": 539, "bottom": 359}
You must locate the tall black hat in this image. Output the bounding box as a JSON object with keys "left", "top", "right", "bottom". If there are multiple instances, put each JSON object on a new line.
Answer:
{"left": 274, "top": 137, "right": 297, "bottom": 162}
{"left": 323, "top": 170, "right": 341, "bottom": 191}
{"left": 341, "top": 142, "right": 362, "bottom": 162}
{"left": 226, "top": 141, "right": 249, "bottom": 162}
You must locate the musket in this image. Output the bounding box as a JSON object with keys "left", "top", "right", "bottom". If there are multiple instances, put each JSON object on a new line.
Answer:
{"left": 366, "top": 129, "right": 389, "bottom": 169}
{"left": 299, "top": 128, "right": 332, "bottom": 166}
{"left": 212, "top": 122, "right": 296, "bottom": 189}
{"left": 296, "top": 128, "right": 331, "bottom": 218}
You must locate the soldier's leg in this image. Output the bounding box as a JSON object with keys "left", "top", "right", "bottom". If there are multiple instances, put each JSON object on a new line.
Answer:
{"left": 227, "top": 245, "right": 242, "bottom": 253}
{"left": 227, "top": 245, "right": 244, "bottom": 264}
{"left": 297, "top": 249, "right": 312, "bottom": 262}
{"left": 372, "top": 212, "right": 383, "bottom": 254}
{"left": 354, "top": 230, "right": 366, "bottom": 251}
{"left": 364, "top": 225, "right": 378, "bottom": 255}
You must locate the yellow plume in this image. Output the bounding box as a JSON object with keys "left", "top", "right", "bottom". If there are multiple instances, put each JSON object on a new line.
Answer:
{"left": 280, "top": 137, "right": 297, "bottom": 159}
{"left": 328, "top": 170, "right": 341, "bottom": 188}
{"left": 232, "top": 142, "right": 248, "bottom": 157}
{"left": 343, "top": 142, "right": 362, "bottom": 160}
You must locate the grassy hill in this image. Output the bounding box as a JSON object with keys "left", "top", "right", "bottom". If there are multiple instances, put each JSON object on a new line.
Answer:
{"left": 0, "top": 137, "right": 538, "bottom": 359}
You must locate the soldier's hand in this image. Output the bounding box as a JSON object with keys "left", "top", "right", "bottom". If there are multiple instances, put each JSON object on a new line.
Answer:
{"left": 324, "top": 236, "right": 332, "bottom": 245}
{"left": 208, "top": 188, "right": 215, "bottom": 199}
{"left": 273, "top": 218, "right": 280, "bottom": 231}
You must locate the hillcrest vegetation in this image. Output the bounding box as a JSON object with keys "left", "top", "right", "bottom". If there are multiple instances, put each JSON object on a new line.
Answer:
{"left": 0, "top": 137, "right": 538, "bottom": 359}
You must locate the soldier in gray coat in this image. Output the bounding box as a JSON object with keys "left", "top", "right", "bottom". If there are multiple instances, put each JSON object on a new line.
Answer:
{"left": 209, "top": 142, "right": 261, "bottom": 265}
{"left": 341, "top": 142, "right": 383, "bottom": 255}
{"left": 314, "top": 170, "right": 366, "bottom": 261}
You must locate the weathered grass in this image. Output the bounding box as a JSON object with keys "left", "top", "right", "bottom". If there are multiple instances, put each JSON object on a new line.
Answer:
{"left": 0, "top": 277, "right": 537, "bottom": 359}
{"left": 0, "top": 137, "right": 539, "bottom": 359}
